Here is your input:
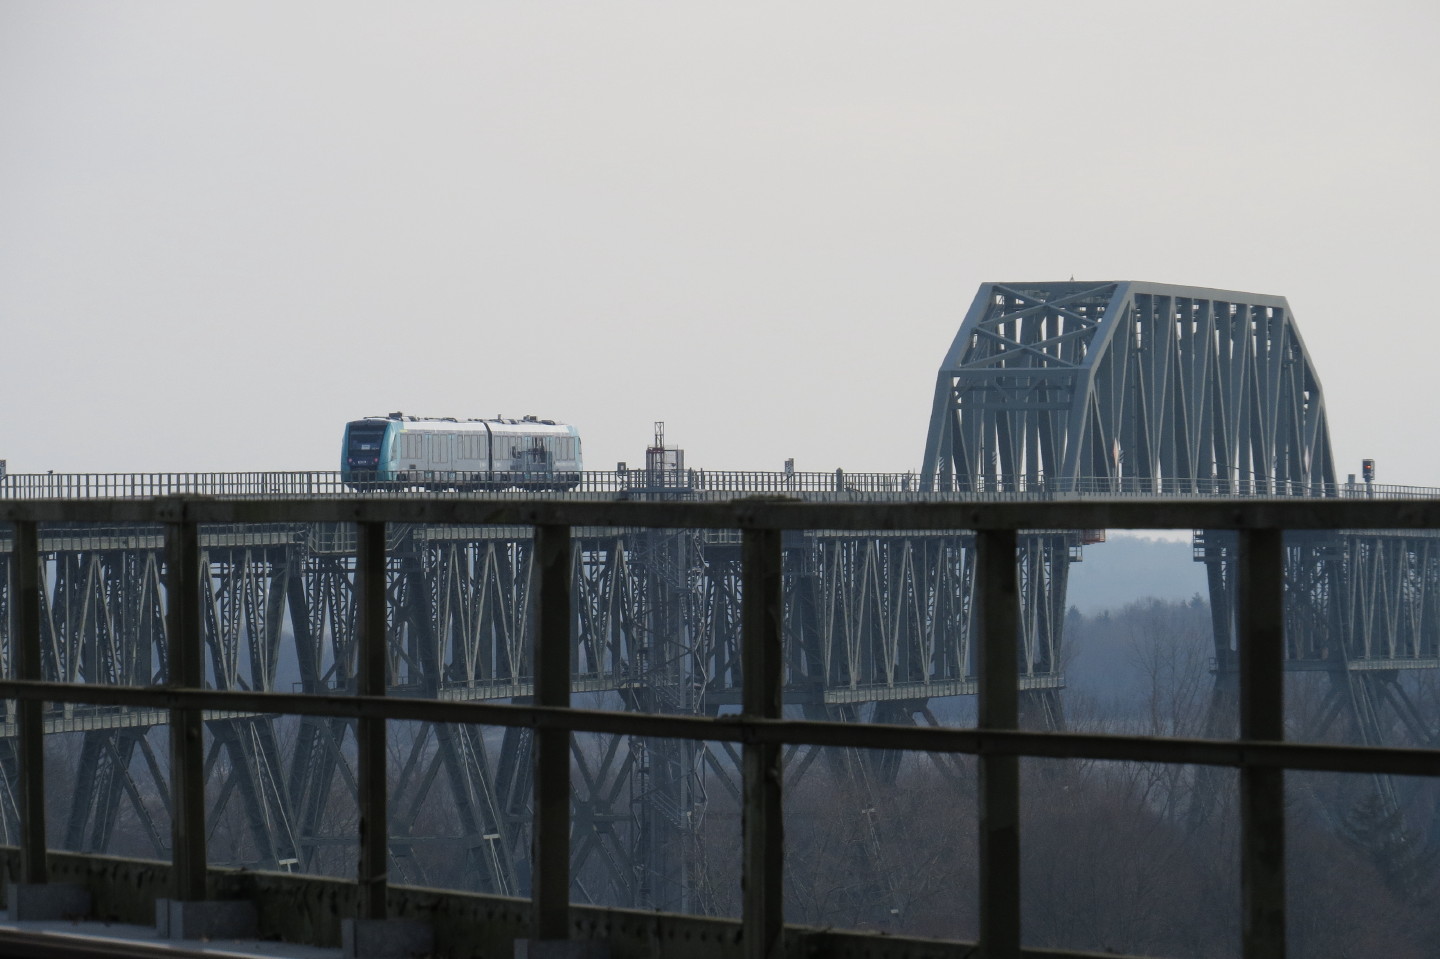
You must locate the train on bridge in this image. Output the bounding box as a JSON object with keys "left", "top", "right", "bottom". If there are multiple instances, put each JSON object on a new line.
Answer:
{"left": 340, "top": 412, "right": 582, "bottom": 491}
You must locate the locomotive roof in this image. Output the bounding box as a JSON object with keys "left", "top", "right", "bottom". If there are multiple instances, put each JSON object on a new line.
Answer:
{"left": 361, "top": 414, "right": 576, "bottom": 434}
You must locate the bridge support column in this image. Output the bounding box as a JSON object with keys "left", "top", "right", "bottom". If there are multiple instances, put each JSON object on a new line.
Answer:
{"left": 8, "top": 521, "right": 92, "bottom": 922}
{"left": 157, "top": 513, "right": 259, "bottom": 942}
{"left": 741, "top": 527, "right": 784, "bottom": 959}
{"left": 516, "top": 525, "right": 611, "bottom": 959}
{"left": 339, "top": 522, "right": 435, "bottom": 959}
{"left": 1238, "top": 529, "right": 1286, "bottom": 959}
{"left": 977, "top": 529, "right": 1020, "bottom": 959}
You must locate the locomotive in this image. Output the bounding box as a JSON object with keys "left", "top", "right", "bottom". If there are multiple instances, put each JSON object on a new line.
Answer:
{"left": 341, "top": 413, "right": 582, "bottom": 490}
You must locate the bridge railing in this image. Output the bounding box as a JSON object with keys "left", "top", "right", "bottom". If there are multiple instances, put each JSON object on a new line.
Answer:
{"left": 0, "top": 469, "right": 924, "bottom": 499}
{"left": 660, "top": 469, "right": 922, "bottom": 493}
{"left": 920, "top": 476, "right": 1440, "bottom": 499}
{"left": 1, "top": 496, "right": 1439, "bottom": 959}
{"left": 0, "top": 470, "right": 929, "bottom": 498}
{"left": 0, "top": 472, "right": 350, "bottom": 499}
{"left": 2, "top": 470, "right": 1437, "bottom": 501}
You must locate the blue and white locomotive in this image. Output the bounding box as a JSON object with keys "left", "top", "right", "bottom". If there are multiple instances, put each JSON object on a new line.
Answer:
{"left": 341, "top": 413, "right": 582, "bottom": 490}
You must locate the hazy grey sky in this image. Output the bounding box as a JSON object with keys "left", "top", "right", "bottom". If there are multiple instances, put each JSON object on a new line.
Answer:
{"left": 2, "top": 3, "right": 1436, "bottom": 479}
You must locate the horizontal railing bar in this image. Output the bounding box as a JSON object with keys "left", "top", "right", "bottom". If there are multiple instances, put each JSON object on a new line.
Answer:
{"left": 1, "top": 469, "right": 1437, "bottom": 500}
{"left": 7, "top": 496, "right": 1440, "bottom": 531}
{"left": 1, "top": 679, "right": 1435, "bottom": 778}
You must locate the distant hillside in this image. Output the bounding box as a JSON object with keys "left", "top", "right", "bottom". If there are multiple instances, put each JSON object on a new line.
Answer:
{"left": 1063, "top": 596, "right": 1212, "bottom": 710}
{"left": 1066, "top": 533, "right": 1207, "bottom": 614}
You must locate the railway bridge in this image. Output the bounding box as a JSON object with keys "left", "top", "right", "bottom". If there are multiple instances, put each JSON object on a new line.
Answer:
{"left": 0, "top": 282, "right": 1436, "bottom": 958}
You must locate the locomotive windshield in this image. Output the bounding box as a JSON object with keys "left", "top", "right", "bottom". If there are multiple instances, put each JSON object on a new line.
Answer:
{"left": 345, "top": 422, "right": 388, "bottom": 472}
{"left": 351, "top": 432, "right": 384, "bottom": 451}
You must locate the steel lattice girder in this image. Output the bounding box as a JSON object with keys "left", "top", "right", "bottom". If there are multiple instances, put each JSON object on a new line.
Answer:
{"left": 922, "top": 281, "right": 1336, "bottom": 492}
{"left": 0, "top": 523, "right": 1030, "bottom": 911}
{"left": 15, "top": 507, "right": 1438, "bottom": 917}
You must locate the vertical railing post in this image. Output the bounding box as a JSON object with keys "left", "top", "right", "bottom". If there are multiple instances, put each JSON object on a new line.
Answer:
{"left": 15, "top": 520, "right": 46, "bottom": 885}
{"left": 356, "top": 521, "right": 389, "bottom": 920}
{"left": 741, "top": 526, "right": 784, "bottom": 959}
{"left": 532, "top": 524, "right": 573, "bottom": 941}
{"left": 1239, "top": 528, "right": 1286, "bottom": 957}
{"left": 977, "top": 528, "right": 1020, "bottom": 959}
{"left": 165, "top": 517, "right": 207, "bottom": 902}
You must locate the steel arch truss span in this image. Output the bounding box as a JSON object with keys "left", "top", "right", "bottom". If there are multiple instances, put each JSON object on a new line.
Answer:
{"left": 922, "top": 281, "right": 1336, "bottom": 493}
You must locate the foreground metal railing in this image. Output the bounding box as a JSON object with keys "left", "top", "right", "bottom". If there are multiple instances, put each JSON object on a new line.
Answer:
{"left": 4, "top": 496, "right": 1440, "bottom": 958}
{"left": 1, "top": 469, "right": 1437, "bottom": 501}
{"left": 0, "top": 470, "right": 927, "bottom": 498}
